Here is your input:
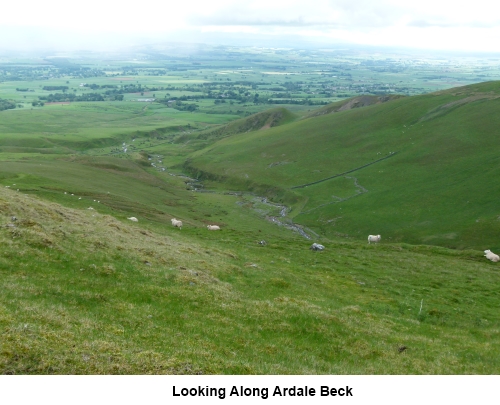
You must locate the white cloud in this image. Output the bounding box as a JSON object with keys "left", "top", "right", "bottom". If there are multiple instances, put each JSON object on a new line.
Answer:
{"left": 1, "top": 0, "right": 500, "bottom": 51}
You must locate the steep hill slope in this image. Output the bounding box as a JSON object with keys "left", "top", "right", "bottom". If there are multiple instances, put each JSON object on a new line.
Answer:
{"left": 185, "top": 82, "right": 500, "bottom": 249}
{"left": 1, "top": 186, "right": 499, "bottom": 374}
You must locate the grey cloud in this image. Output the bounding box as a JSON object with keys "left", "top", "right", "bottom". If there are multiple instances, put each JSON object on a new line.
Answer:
{"left": 187, "top": 1, "right": 500, "bottom": 32}
{"left": 186, "top": 1, "right": 407, "bottom": 29}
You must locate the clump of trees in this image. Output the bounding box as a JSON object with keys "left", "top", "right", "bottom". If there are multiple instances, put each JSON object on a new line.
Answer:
{"left": 170, "top": 100, "right": 199, "bottom": 112}
{"left": 84, "top": 84, "right": 118, "bottom": 90}
{"left": 43, "top": 86, "right": 69, "bottom": 91}
{"left": 0, "top": 98, "right": 16, "bottom": 111}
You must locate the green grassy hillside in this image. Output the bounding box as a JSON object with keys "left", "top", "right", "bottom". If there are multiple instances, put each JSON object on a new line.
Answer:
{"left": 0, "top": 102, "right": 236, "bottom": 153}
{"left": 186, "top": 82, "right": 500, "bottom": 250}
{"left": 1, "top": 186, "right": 498, "bottom": 374}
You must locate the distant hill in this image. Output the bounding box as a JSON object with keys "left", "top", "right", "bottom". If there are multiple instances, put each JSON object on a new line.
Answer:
{"left": 305, "top": 94, "right": 404, "bottom": 118}
{"left": 185, "top": 81, "right": 500, "bottom": 249}
{"left": 195, "top": 107, "right": 296, "bottom": 142}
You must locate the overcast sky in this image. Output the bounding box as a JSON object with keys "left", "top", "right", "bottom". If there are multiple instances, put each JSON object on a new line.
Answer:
{"left": 2, "top": 0, "right": 500, "bottom": 53}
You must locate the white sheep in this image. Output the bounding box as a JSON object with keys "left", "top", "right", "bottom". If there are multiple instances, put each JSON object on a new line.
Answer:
{"left": 207, "top": 225, "right": 220, "bottom": 231}
{"left": 171, "top": 218, "right": 182, "bottom": 229}
{"left": 127, "top": 217, "right": 138, "bottom": 222}
{"left": 310, "top": 243, "right": 325, "bottom": 251}
{"left": 368, "top": 235, "right": 381, "bottom": 244}
{"left": 484, "top": 249, "right": 499, "bottom": 262}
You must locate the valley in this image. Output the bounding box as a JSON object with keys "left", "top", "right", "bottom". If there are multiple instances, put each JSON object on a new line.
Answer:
{"left": 0, "top": 47, "right": 499, "bottom": 374}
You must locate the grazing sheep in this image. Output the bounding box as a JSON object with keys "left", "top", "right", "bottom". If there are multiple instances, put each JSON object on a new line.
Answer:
{"left": 207, "top": 225, "right": 220, "bottom": 231}
{"left": 310, "top": 243, "right": 325, "bottom": 251}
{"left": 484, "top": 249, "right": 500, "bottom": 262}
{"left": 171, "top": 218, "right": 183, "bottom": 230}
{"left": 127, "top": 217, "right": 138, "bottom": 222}
{"left": 368, "top": 235, "right": 381, "bottom": 244}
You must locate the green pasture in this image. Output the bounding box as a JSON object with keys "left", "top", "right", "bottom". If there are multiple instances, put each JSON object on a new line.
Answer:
{"left": 0, "top": 103, "right": 238, "bottom": 152}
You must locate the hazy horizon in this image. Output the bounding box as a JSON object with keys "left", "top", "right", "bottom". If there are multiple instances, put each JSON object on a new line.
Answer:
{"left": 2, "top": 0, "right": 500, "bottom": 55}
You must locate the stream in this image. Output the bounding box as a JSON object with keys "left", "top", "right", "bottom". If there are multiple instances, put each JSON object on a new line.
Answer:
{"left": 179, "top": 177, "right": 317, "bottom": 240}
